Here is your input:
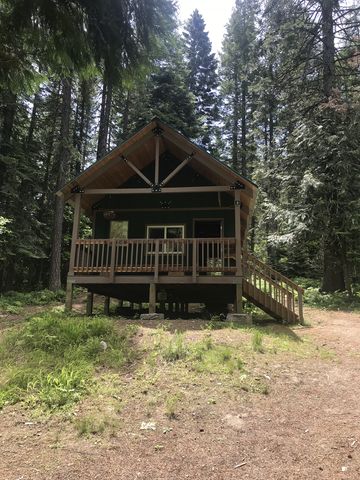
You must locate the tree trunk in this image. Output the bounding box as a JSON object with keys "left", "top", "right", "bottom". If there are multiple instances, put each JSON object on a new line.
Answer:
{"left": 321, "top": 236, "right": 345, "bottom": 292}
{"left": 0, "top": 91, "right": 17, "bottom": 209}
{"left": 122, "top": 89, "right": 131, "bottom": 140}
{"left": 240, "top": 80, "right": 247, "bottom": 176}
{"left": 231, "top": 67, "right": 240, "bottom": 172}
{"left": 97, "top": 77, "right": 113, "bottom": 160}
{"left": 320, "top": 0, "right": 345, "bottom": 291}
{"left": 321, "top": 0, "right": 336, "bottom": 98}
{"left": 26, "top": 92, "right": 40, "bottom": 146}
{"left": 49, "top": 78, "right": 72, "bottom": 291}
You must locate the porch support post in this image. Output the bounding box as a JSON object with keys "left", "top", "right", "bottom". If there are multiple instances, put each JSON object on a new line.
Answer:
{"left": 149, "top": 283, "right": 156, "bottom": 313}
{"left": 235, "top": 191, "right": 243, "bottom": 313}
{"left": 65, "top": 278, "right": 74, "bottom": 311}
{"left": 104, "top": 296, "right": 110, "bottom": 315}
{"left": 86, "top": 291, "right": 94, "bottom": 316}
{"left": 69, "top": 193, "right": 81, "bottom": 274}
{"left": 235, "top": 284, "right": 243, "bottom": 314}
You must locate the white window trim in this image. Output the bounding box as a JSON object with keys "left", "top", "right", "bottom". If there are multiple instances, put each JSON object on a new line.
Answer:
{"left": 146, "top": 225, "right": 185, "bottom": 239}
{"left": 146, "top": 225, "right": 185, "bottom": 254}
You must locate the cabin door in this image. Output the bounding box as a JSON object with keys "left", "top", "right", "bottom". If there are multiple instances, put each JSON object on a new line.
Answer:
{"left": 193, "top": 220, "right": 223, "bottom": 270}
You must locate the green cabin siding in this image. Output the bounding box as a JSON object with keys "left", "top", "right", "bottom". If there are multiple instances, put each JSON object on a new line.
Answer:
{"left": 92, "top": 154, "right": 236, "bottom": 239}
{"left": 94, "top": 207, "right": 235, "bottom": 239}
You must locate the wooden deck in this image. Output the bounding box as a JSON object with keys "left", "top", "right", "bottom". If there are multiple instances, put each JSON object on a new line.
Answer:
{"left": 68, "top": 238, "right": 304, "bottom": 323}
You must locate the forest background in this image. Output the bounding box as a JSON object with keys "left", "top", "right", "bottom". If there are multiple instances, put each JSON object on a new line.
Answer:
{"left": 0, "top": 0, "right": 359, "bottom": 295}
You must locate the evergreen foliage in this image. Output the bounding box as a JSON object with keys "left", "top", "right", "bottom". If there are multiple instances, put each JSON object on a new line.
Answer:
{"left": 183, "top": 9, "right": 219, "bottom": 148}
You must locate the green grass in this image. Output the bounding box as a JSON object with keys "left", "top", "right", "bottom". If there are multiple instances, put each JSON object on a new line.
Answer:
{"left": 0, "top": 289, "right": 66, "bottom": 314}
{"left": 0, "top": 312, "right": 137, "bottom": 411}
{"left": 155, "top": 331, "right": 245, "bottom": 376}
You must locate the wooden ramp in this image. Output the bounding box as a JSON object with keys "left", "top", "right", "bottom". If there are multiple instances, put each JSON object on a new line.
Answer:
{"left": 242, "top": 252, "right": 304, "bottom": 324}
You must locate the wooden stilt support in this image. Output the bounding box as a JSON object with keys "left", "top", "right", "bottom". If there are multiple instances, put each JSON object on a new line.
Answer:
{"left": 149, "top": 284, "right": 156, "bottom": 313}
{"left": 298, "top": 289, "right": 304, "bottom": 324}
{"left": 86, "top": 291, "right": 94, "bottom": 316}
{"left": 65, "top": 279, "right": 73, "bottom": 311}
{"left": 104, "top": 296, "right": 110, "bottom": 316}
{"left": 185, "top": 303, "right": 189, "bottom": 314}
{"left": 235, "top": 283, "right": 243, "bottom": 314}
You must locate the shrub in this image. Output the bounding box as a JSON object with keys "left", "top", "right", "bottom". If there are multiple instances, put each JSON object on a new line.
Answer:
{"left": 0, "top": 289, "right": 66, "bottom": 314}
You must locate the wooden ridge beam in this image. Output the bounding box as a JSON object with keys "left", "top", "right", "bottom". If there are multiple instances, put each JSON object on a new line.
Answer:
{"left": 83, "top": 186, "right": 233, "bottom": 195}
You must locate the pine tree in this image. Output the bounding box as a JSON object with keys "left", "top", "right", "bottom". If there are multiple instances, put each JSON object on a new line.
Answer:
{"left": 220, "top": 0, "right": 260, "bottom": 176}
{"left": 183, "top": 9, "right": 219, "bottom": 148}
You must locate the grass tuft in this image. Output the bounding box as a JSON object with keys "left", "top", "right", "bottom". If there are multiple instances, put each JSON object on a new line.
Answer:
{"left": 160, "top": 332, "right": 189, "bottom": 362}
{"left": 251, "top": 331, "right": 264, "bottom": 353}
{"left": 75, "top": 414, "right": 119, "bottom": 437}
{"left": 164, "top": 393, "right": 183, "bottom": 419}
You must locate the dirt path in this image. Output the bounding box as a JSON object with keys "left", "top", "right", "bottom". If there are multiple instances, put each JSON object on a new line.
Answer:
{"left": 1, "top": 307, "right": 360, "bottom": 480}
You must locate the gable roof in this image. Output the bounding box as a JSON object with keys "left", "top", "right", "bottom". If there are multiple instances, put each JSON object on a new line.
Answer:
{"left": 57, "top": 118, "right": 258, "bottom": 239}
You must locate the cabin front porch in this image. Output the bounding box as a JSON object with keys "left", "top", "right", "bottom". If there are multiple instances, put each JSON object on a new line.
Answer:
{"left": 65, "top": 237, "right": 304, "bottom": 323}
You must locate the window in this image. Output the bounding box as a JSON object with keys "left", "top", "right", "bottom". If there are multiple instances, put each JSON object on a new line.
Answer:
{"left": 110, "top": 221, "right": 128, "bottom": 239}
{"left": 146, "top": 225, "right": 184, "bottom": 253}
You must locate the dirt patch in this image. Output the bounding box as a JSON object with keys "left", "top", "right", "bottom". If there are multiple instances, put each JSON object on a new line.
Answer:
{"left": 1, "top": 307, "right": 360, "bottom": 479}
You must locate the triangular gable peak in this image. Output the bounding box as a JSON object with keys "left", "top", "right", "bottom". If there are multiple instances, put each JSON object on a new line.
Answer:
{"left": 58, "top": 118, "right": 258, "bottom": 242}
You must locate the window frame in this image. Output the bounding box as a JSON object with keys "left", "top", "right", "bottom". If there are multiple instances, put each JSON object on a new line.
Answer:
{"left": 146, "top": 224, "right": 185, "bottom": 254}
{"left": 109, "top": 220, "right": 129, "bottom": 239}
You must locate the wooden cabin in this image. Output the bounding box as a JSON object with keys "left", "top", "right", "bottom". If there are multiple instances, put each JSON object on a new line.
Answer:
{"left": 58, "top": 118, "right": 303, "bottom": 323}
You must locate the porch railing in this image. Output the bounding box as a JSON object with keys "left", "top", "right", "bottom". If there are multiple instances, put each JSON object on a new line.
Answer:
{"left": 71, "top": 238, "right": 237, "bottom": 276}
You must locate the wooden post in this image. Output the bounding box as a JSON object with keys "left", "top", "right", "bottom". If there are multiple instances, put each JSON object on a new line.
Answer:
{"left": 154, "top": 240, "right": 159, "bottom": 282}
{"left": 192, "top": 238, "right": 197, "bottom": 282}
{"left": 298, "top": 289, "right": 304, "bottom": 324}
{"left": 104, "top": 296, "right": 110, "bottom": 315}
{"left": 86, "top": 291, "right": 94, "bottom": 316}
{"left": 149, "top": 283, "right": 156, "bottom": 313}
{"left": 69, "top": 193, "right": 81, "bottom": 274}
{"left": 155, "top": 135, "right": 160, "bottom": 185}
{"left": 110, "top": 238, "right": 116, "bottom": 281}
{"left": 234, "top": 191, "right": 243, "bottom": 313}
{"left": 65, "top": 279, "right": 73, "bottom": 311}
{"left": 234, "top": 284, "right": 243, "bottom": 314}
